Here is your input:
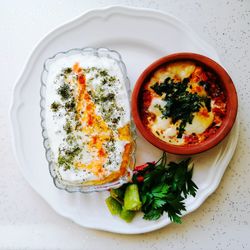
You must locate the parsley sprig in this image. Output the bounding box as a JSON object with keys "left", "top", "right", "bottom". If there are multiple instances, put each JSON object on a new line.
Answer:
{"left": 133, "top": 152, "right": 198, "bottom": 223}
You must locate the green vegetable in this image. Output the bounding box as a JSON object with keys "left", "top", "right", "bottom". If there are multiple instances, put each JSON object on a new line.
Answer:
{"left": 110, "top": 188, "right": 125, "bottom": 204}
{"left": 106, "top": 195, "right": 136, "bottom": 223}
{"left": 105, "top": 197, "right": 122, "bottom": 215}
{"left": 135, "top": 152, "right": 198, "bottom": 223}
{"left": 124, "top": 184, "right": 142, "bottom": 211}
{"left": 120, "top": 207, "right": 136, "bottom": 223}
{"left": 106, "top": 152, "right": 198, "bottom": 224}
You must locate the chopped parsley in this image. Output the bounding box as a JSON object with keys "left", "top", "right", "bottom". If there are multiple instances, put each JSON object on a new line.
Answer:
{"left": 198, "top": 80, "right": 210, "bottom": 91}
{"left": 151, "top": 77, "right": 211, "bottom": 137}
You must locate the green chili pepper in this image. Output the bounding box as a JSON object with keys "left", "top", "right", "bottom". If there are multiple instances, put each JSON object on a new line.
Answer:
{"left": 120, "top": 207, "right": 136, "bottom": 223}
{"left": 105, "top": 196, "right": 122, "bottom": 215}
{"left": 124, "top": 184, "right": 142, "bottom": 211}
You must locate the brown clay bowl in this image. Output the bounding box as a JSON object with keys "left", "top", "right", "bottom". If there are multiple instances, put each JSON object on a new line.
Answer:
{"left": 132, "top": 53, "right": 238, "bottom": 155}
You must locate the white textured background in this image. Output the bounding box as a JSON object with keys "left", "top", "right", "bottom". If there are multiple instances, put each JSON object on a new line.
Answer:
{"left": 1, "top": 0, "right": 250, "bottom": 249}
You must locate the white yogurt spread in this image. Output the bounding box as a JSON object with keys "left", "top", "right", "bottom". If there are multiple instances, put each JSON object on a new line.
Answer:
{"left": 45, "top": 53, "right": 131, "bottom": 184}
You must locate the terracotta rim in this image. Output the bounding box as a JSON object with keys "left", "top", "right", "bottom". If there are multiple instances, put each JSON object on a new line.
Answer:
{"left": 132, "top": 53, "right": 238, "bottom": 155}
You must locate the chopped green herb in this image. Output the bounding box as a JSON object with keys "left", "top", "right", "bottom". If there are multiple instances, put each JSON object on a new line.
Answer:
{"left": 58, "top": 146, "right": 82, "bottom": 170}
{"left": 151, "top": 77, "right": 211, "bottom": 137}
{"left": 201, "top": 96, "right": 212, "bottom": 112}
{"left": 57, "top": 83, "right": 70, "bottom": 100}
{"left": 58, "top": 155, "right": 71, "bottom": 170}
{"left": 177, "top": 121, "right": 186, "bottom": 138}
{"left": 101, "top": 93, "right": 115, "bottom": 102}
{"left": 101, "top": 78, "right": 107, "bottom": 85}
{"left": 64, "top": 68, "right": 72, "bottom": 74}
{"left": 65, "top": 146, "right": 81, "bottom": 157}
{"left": 66, "top": 134, "right": 75, "bottom": 145}
{"left": 109, "top": 76, "right": 116, "bottom": 82}
{"left": 99, "top": 70, "right": 108, "bottom": 77}
{"left": 64, "top": 99, "right": 76, "bottom": 112}
{"left": 50, "top": 102, "right": 61, "bottom": 112}
{"left": 112, "top": 116, "right": 120, "bottom": 124}
{"left": 63, "top": 120, "right": 73, "bottom": 134}
{"left": 198, "top": 80, "right": 210, "bottom": 91}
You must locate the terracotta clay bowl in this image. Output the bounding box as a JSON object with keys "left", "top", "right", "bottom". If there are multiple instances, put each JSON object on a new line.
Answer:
{"left": 132, "top": 53, "right": 238, "bottom": 155}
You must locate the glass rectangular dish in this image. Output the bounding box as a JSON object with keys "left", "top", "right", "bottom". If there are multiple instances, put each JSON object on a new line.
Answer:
{"left": 40, "top": 47, "right": 136, "bottom": 193}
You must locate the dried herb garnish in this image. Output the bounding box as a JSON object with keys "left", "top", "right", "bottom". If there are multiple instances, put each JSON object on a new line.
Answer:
{"left": 57, "top": 83, "right": 70, "bottom": 100}
{"left": 50, "top": 102, "right": 61, "bottom": 112}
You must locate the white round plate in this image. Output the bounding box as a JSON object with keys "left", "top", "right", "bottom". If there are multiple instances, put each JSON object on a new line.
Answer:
{"left": 10, "top": 6, "right": 239, "bottom": 234}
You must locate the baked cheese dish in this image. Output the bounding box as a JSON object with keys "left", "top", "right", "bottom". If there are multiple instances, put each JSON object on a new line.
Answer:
{"left": 140, "top": 61, "right": 226, "bottom": 145}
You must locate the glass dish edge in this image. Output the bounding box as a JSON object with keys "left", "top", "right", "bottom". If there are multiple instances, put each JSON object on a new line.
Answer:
{"left": 40, "top": 47, "right": 136, "bottom": 193}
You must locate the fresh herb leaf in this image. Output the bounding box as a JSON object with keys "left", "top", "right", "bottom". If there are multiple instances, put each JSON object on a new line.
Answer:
{"left": 143, "top": 207, "right": 164, "bottom": 220}
{"left": 151, "top": 183, "right": 169, "bottom": 199}
{"left": 152, "top": 198, "right": 167, "bottom": 209}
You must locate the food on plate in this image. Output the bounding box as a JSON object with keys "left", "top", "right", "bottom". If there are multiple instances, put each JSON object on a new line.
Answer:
{"left": 105, "top": 152, "right": 198, "bottom": 223}
{"left": 124, "top": 184, "right": 142, "bottom": 211}
{"left": 140, "top": 61, "right": 226, "bottom": 145}
{"left": 42, "top": 49, "right": 134, "bottom": 189}
{"left": 105, "top": 196, "right": 136, "bottom": 222}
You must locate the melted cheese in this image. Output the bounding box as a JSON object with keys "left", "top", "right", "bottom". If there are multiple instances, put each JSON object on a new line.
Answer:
{"left": 143, "top": 61, "right": 222, "bottom": 146}
{"left": 185, "top": 109, "right": 214, "bottom": 134}
{"left": 152, "top": 61, "right": 196, "bottom": 84}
